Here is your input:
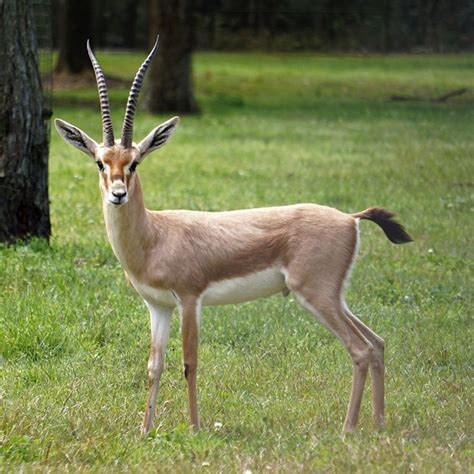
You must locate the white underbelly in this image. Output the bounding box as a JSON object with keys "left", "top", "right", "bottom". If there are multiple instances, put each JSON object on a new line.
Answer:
{"left": 202, "top": 267, "right": 286, "bottom": 306}
{"left": 129, "top": 267, "right": 287, "bottom": 308}
{"left": 131, "top": 280, "right": 176, "bottom": 308}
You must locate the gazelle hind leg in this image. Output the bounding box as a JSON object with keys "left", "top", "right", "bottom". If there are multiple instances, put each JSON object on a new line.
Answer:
{"left": 292, "top": 290, "right": 373, "bottom": 433}
{"left": 142, "top": 303, "right": 173, "bottom": 436}
{"left": 342, "top": 303, "right": 385, "bottom": 427}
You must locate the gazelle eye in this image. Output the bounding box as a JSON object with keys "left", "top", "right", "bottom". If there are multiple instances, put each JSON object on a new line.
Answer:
{"left": 129, "top": 161, "right": 138, "bottom": 173}
{"left": 97, "top": 160, "right": 105, "bottom": 172}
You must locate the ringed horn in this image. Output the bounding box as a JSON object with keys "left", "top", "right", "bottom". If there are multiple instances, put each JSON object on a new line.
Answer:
{"left": 87, "top": 40, "right": 115, "bottom": 147}
{"left": 86, "top": 35, "right": 160, "bottom": 148}
{"left": 121, "top": 35, "right": 160, "bottom": 148}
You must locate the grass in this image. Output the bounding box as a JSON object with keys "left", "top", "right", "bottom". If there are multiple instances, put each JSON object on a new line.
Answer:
{"left": 1, "top": 52, "right": 473, "bottom": 472}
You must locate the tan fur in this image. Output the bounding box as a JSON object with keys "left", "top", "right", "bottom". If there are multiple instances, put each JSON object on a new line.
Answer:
{"left": 54, "top": 41, "right": 410, "bottom": 435}
{"left": 55, "top": 127, "right": 410, "bottom": 435}
{"left": 99, "top": 166, "right": 378, "bottom": 434}
{"left": 103, "top": 174, "right": 356, "bottom": 294}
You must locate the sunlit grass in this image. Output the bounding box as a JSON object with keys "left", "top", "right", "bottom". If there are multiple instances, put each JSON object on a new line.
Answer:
{"left": 1, "top": 52, "right": 473, "bottom": 471}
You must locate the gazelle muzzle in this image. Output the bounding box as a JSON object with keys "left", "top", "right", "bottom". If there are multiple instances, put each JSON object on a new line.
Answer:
{"left": 108, "top": 179, "right": 128, "bottom": 206}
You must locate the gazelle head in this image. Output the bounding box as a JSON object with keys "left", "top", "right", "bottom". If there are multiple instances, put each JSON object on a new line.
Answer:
{"left": 55, "top": 36, "right": 179, "bottom": 206}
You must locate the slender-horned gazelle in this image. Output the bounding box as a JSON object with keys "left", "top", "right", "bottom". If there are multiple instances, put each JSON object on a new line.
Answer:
{"left": 55, "top": 36, "right": 412, "bottom": 435}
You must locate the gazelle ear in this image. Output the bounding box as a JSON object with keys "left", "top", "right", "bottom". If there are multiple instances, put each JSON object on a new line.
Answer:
{"left": 55, "top": 118, "right": 98, "bottom": 158}
{"left": 137, "top": 116, "right": 179, "bottom": 160}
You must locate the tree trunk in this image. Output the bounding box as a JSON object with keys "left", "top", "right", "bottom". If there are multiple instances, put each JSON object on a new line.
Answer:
{"left": 143, "top": 0, "right": 198, "bottom": 114}
{"left": 0, "top": 0, "right": 51, "bottom": 242}
{"left": 55, "top": 0, "right": 93, "bottom": 74}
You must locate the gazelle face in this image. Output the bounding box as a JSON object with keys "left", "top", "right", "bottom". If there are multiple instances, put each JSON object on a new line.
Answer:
{"left": 54, "top": 36, "right": 179, "bottom": 208}
{"left": 55, "top": 117, "right": 180, "bottom": 207}
{"left": 96, "top": 145, "right": 139, "bottom": 206}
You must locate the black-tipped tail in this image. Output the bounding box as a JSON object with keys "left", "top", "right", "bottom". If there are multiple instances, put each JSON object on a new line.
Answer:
{"left": 353, "top": 207, "right": 413, "bottom": 244}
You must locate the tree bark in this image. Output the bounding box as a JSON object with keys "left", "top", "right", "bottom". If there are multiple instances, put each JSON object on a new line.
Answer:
{"left": 143, "top": 0, "right": 199, "bottom": 114}
{"left": 0, "top": 0, "right": 51, "bottom": 242}
{"left": 55, "top": 0, "right": 93, "bottom": 74}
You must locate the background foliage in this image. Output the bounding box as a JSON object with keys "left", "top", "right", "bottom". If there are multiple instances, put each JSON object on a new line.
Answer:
{"left": 52, "top": 0, "right": 474, "bottom": 52}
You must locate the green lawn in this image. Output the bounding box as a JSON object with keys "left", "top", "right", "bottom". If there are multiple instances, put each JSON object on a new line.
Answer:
{"left": 1, "top": 52, "right": 473, "bottom": 472}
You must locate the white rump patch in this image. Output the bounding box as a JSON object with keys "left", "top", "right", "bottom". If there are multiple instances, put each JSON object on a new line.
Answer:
{"left": 202, "top": 267, "right": 286, "bottom": 306}
{"left": 342, "top": 218, "right": 360, "bottom": 294}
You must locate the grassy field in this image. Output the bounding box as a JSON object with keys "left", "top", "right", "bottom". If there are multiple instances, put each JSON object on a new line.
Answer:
{"left": 1, "top": 52, "right": 473, "bottom": 472}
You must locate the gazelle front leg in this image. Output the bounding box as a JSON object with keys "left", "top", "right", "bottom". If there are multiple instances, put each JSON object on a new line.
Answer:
{"left": 179, "top": 296, "right": 201, "bottom": 430}
{"left": 141, "top": 302, "right": 173, "bottom": 436}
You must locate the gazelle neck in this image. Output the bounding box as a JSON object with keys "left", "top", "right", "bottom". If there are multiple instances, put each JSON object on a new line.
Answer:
{"left": 102, "top": 174, "right": 155, "bottom": 274}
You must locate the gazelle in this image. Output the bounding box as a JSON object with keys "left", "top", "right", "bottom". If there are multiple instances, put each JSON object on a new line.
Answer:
{"left": 55, "top": 36, "right": 412, "bottom": 435}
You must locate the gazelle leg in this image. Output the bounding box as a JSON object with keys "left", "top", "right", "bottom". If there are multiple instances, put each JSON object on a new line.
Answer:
{"left": 141, "top": 302, "right": 173, "bottom": 436}
{"left": 293, "top": 290, "right": 373, "bottom": 433}
{"left": 180, "top": 297, "right": 201, "bottom": 430}
{"left": 342, "top": 303, "right": 385, "bottom": 427}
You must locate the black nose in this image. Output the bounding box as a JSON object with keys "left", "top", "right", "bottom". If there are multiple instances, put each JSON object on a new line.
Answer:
{"left": 112, "top": 190, "right": 126, "bottom": 198}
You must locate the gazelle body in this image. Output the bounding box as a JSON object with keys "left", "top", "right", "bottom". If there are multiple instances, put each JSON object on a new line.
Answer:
{"left": 55, "top": 37, "right": 412, "bottom": 435}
